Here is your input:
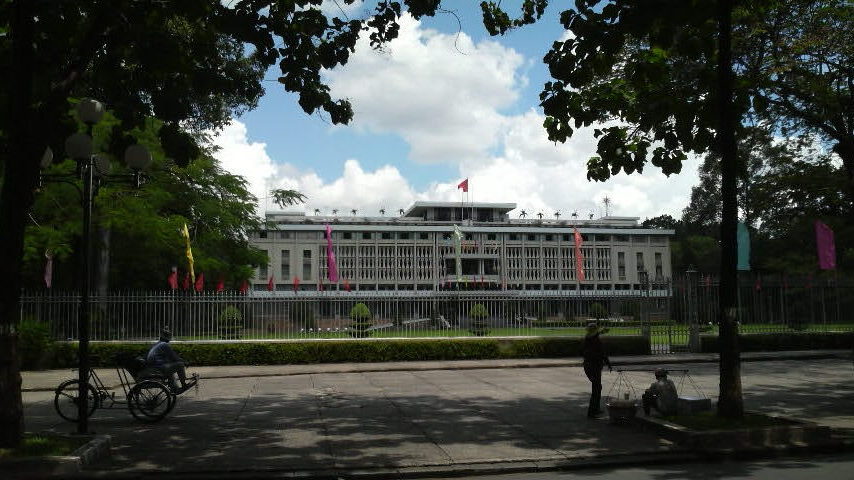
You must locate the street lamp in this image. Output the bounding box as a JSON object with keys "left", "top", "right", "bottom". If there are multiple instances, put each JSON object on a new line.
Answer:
{"left": 40, "top": 98, "right": 151, "bottom": 434}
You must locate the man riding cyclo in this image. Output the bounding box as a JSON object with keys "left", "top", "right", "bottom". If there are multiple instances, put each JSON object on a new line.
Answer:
{"left": 146, "top": 327, "right": 196, "bottom": 393}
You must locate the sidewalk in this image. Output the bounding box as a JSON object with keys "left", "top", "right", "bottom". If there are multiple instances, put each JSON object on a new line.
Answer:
{"left": 21, "top": 349, "right": 851, "bottom": 392}
{"left": 18, "top": 350, "right": 854, "bottom": 479}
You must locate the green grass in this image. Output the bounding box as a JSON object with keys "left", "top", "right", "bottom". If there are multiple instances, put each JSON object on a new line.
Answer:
{"left": 0, "top": 434, "right": 86, "bottom": 459}
{"left": 662, "top": 411, "right": 795, "bottom": 431}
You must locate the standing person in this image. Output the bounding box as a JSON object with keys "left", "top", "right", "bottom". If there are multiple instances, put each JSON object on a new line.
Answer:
{"left": 581, "top": 322, "right": 612, "bottom": 418}
{"left": 146, "top": 327, "right": 193, "bottom": 392}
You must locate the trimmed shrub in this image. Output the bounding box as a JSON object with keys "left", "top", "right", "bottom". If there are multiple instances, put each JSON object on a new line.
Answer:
{"left": 18, "top": 319, "right": 54, "bottom": 370}
{"left": 349, "top": 302, "right": 373, "bottom": 338}
{"left": 48, "top": 335, "right": 651, "bottom": 368}
{"left": 469, "top": 303, "right": 490, "bottom": 336}
{"left": 589, "top": 302, "right": 608, "bottom": 320}
{"left": 218, "top": 305, "right": 244, "bottom": 339}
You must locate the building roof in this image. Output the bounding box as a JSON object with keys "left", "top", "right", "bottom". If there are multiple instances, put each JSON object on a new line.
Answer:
{"left": 404, "top": 201, "right": 516, "bottom": 217}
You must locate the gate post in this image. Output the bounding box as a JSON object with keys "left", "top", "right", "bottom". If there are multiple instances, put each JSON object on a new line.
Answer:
{"left": 686, "top": 268, "right": 701, "bottom": 352}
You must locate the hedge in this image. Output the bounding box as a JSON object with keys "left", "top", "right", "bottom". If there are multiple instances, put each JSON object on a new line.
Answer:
{"left": 41, "top": 335, "right": 651, "bottom": 369}
{"left": 700, "top": 332, "right": 854, "bottom": 353}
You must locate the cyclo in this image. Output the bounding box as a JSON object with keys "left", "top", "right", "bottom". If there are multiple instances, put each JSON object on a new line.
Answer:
{"left": 54, "top": 353, "right": 198, "bottom": 423}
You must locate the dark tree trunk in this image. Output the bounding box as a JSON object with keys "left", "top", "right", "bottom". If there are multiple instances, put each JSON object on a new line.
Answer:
{"left": 95, "top": 226, "right": 111, "bottom": 295}
{"left": 0, "top": 0, "right": 36, "bottom": 449}
{"left": 716, "top": 0, "right": 744, "bottom": 418}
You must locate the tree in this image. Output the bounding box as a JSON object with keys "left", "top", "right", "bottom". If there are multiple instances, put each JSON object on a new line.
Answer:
{"left": 22, "top": 120, "right": 266, "bottom": 290}
{"left": 1, "top": 0, "right": 447, "bottom": 448}
{"left": 481, "top": 0, "right": 746, "bottom": 416}
{"left": 349, "top": 302, "right": 373, "bottom": 338}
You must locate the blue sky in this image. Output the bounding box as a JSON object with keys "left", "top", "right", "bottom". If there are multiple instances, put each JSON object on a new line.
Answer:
{"left": 212, "top": 2, "right": 702, "bottom": 220}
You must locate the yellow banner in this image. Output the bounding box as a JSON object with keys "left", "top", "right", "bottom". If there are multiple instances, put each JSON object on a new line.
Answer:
{"left": 181, "top": 223, "right": 195, "bottom": 283}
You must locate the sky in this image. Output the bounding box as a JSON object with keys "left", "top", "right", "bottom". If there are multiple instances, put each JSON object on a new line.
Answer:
{"left": 211, "top": 2, "right": 702, "bottom": 221}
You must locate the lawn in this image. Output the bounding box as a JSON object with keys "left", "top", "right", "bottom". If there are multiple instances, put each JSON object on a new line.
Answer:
{"left": 0, "top": 434, "right": 86, "bottom": 459}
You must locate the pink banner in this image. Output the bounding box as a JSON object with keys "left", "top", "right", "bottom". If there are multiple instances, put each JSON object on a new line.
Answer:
{"left": 325, "top": 224, "right": 339, "bottom": 282}
{"left": 573, "top": 228, "right": 585, "bottom": 281}
{"left": 815, "top": 220, "right": 836, "bottom": 270}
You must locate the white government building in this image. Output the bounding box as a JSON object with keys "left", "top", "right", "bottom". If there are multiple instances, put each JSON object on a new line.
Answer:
{"left": 249, "top": 201, "right": 673, "bottom": 293}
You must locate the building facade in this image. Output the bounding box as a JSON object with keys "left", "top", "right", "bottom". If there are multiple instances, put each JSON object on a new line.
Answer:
{"left": 249, "top": 201, "right": 673, "bottom": 292}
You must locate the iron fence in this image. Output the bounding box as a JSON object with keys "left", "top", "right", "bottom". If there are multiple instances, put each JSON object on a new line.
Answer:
{"left": 20, "top": 288, "right": 670, "bottom": 342}
{"left": 19, "top": 273, "right": 853, "bottom": 354}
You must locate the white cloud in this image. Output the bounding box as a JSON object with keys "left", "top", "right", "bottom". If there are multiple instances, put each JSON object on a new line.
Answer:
{"left": 325, "top": 13, "right": 525, "bottom": 164}
{"left": 213, "top": 15, "right": 702, "bottom": 222}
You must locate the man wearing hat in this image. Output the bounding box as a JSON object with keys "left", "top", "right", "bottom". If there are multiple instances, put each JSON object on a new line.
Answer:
{"left": 642, "top": 369, "right": 678, "bottom": 416}
{"left": 581, "top": 322, "right": 612, "bottom": 418}
{"left": 146, "top": 326, "right": 192, "bottom": 392}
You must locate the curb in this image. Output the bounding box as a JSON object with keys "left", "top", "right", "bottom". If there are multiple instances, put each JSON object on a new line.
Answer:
{"left": 0, "top": 434, "right": 111, "bottom": 479}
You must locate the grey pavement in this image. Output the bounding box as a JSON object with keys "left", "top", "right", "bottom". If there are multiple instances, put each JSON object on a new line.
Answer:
{"left": 18, "top": 350, "right": 854, "bottom": 478}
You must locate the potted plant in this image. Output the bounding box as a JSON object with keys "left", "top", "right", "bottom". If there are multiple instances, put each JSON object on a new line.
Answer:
{"left": 469, "top": 303, "right": 489, "bottom": 336}
{"left": 349, "top": 302, "right": 373, "bottom": 338}
{"left": 218, "top": 305, "right": 244, "bottom": 339}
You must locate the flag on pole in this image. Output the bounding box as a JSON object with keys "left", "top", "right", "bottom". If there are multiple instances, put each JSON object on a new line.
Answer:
{"left": 343, "top": 278, "right": 351, "bottom": 292}
{"left": 573, "top": 228, "right": 585, "bottom": 281}
{"left": 194, "top": 272, "right": 205, "bottom": 292}
{"left": 267, "top": 275, "right": 275, "bottom": 291}
{"left": 815, "top": 220, "right": 836, "bottom": 270}
{"left": 182, "top": 271, "right": 190, "bottom": 290}
{"left": 292, "top": 276, "right": 299, "bottom": 292}
{"left": 180, "top": 223, "right": 195, "bottom": 284}
{"left": 325, "top": 224, "right": 339, "bottom": 282}
{"left": 239, "top": 280, "right": 249, "bottom": 294}
{"left": 737, "top": 222, "right": 750, "bottom": 271}
{"left": 167, "top": 266, "right": 178, "bottom": 290}
{"left": 457, "top": 178, "right": 468, "bottom": 192}
{"left": 452, "top": 225, "right": 463, "bottom": 281}
{"left": 44, "top": 251, "right": 54, "bottom": 289}
{"left": 317, "top": 277, "right": 323, "bottom": 292}
{"left": 216, "top": 276, "right": 225, "bottom": 292}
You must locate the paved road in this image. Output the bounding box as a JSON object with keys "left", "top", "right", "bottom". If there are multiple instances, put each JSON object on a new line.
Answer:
{"left": 21, "top": 356, "right": 854, "bottom": 477}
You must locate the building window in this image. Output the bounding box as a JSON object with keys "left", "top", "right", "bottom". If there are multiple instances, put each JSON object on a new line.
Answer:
{"left": 655, "top": 252, "right": 663, "bottom": 278}
{"left": 381, "top": 232, "right": 391, "bottom": 240}
{"left": 399, "top": 232, "right": 410, "bottom": 240}
{"left": 545, "top": 234, "right": 554, "bottom": 241}
{"left": 562, "top": 234, "right": 571, "bottom": 241}
{"left": 527, "top": 234, "right": 536, "bottom": 241}
{"left": 281, "top": 249, "right": 290, "bottom": 278}
{"left": 636, "top": 252, "right": 645, "bottom": 274}
{"left": 487, "top": 233, "right": 496, "bottom": 240}
{"left": 302, "top": 249, "right": 312, "bottom": 280}
{"left": 362, "top": 232, "right": 372, "bottom": 240}
{"left": 614, "top": 235, "right": 629, "bottom": 242}
{"left": 419, "top": 233, "right": 429, "bottom": 240}
{"left": 259, "top": 261, "right": 268, "bottom": 279}
{"left": 595, "top": 234, "right": 610, "bottom": 241}
{"left": 618, "top": 252, "right": 626, "bottom": 280}
{"left": 259, "top": 230, "right": 267, "bottom": 239}
{"left": 343, "top": 232, "right": 352, "bottom": 240}
{"left": 465, "top": 234, "right": 473, "bottom": 240}
{"left": 509, "top": 234, "right": 518, "bottom": 241}
{"left": 442, "top": 233, "right": 451, "bottom": 240}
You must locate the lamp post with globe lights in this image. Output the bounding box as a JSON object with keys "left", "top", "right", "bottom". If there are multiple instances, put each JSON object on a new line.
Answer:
{"left": 40, "top": 98, "right": 152, "bottom": 433}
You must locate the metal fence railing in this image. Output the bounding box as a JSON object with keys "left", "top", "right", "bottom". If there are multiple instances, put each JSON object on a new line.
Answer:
{"left": 19, "top": 272, "right": 853, "bottom": 353}
{"left": 19, "top": 289, "right": 670, "bottom": 342}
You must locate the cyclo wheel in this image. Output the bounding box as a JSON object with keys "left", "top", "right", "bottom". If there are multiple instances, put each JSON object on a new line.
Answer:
{"left": 54, "top": 380, "right": 98, "bottom": 422}
{"left": 128, "top": 380, "right": 174, "bottom": 423}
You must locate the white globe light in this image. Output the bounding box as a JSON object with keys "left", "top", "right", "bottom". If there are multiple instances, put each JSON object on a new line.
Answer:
{"left": 64, "top": 132, "right": 93, "bottom": 159}
{"left": 124, "top": 144, "right": 152, "bottom": 170}
{"left": 40, "top": 147, "right": 54, "bottom": 169}
{"left": 92, "top": 154, "right": 112, "bottom": 176}
{"left": 77, "top": 98, "right": 105, "bottom": 124}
